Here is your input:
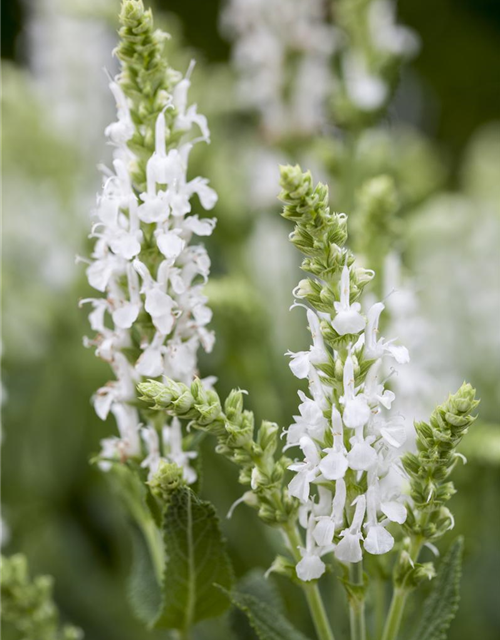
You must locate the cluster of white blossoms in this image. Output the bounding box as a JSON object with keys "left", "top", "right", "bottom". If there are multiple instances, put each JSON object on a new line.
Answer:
{"left": 279, "top": 166, "right": 412, "bottom": 581}
{"left": 80, "top": 51, "right": 217, "bottom": 482}
{"left": 221, "top": 0, "right": 336, "bottom": 139}
{"left": 287, "top": 266, "right": 410, "bottom": 580}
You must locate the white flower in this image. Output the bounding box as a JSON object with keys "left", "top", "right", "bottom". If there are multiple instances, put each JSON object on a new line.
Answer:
{"left": 332, "top": 265, "right": 366, "bottom": 335}
{"left": 335, "top": 495, "right": 366, "bottom": 564}
{"left": 318, "top": 407, "right": 348, "bottom": 480}
{"left": 286, "top": 390, "right": 328, "bottom": 445}
{"left": 85, "top": 54, "right": 217, "bottom": 482}
{"left": 296, "top": 511, "right": 331, "bottom": 581}
{"left": 365, "top": 302, "right": 409, "bottom": 363}
{"left": 288, "top": 436, "right": 321, "bottom": 502}
{"left": 363, "top": 480, "right": 394, "bottom": 555}
{"left": 340, "top": 355, "right": 371, "bottom": 429}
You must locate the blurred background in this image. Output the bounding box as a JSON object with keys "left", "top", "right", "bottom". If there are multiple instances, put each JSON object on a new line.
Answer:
{"left": 1, "top": 0, "right": 500, "bottom": 639}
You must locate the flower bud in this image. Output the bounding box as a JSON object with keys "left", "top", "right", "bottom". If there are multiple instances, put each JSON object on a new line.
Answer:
{"left": 224, "top": 389, "right": 245, "bottom": 421}
{"left": 148, "top": 460, "right": 184, "bottom": 501}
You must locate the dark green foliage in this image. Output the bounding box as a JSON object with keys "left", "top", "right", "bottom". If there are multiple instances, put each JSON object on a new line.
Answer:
{"left": 409, "top": 538, "right": 464, "bottom": 640}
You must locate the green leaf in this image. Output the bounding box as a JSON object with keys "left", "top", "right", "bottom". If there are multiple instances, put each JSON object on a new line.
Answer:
{"left": 229, "top": 570, "right": 285, "bottom": 640}
{"left": 220, "top": 587, "right": 311, "bottom": 640}
{"left": 409, "top": 537, "right": 464, "bottom": 640}
{"left": 154, "top": 486, "right": 234, "bottom": 631}
{"left": 127, "top": 525, "right": 162, "bottom": 625}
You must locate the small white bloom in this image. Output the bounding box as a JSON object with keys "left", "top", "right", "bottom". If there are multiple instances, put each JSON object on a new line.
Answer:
{"left": 335, "top": 495, "right": 366, "bottom": 564}
{"left": 288, "top": 436, "right": 321, "bottom": 503}
{"left": 365, "top": 302, "right": 409, "bottom": 363}
{"left": 341, "top": 355, "right": 370, "bottom": 429}
{"left": 332, "top": 265, "right": 366, "bottom": 335}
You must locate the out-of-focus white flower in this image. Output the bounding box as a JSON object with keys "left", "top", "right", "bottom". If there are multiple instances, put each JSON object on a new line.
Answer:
{"left": 222, "top": 0, "right": 336, "bottom": 139}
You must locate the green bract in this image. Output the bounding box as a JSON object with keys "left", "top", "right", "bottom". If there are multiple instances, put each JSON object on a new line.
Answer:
{"left": 1, "top": 554, "right": 82, "bottom": 640}
{"left": 138, "top": 378, "right": 296, "bottom": 526}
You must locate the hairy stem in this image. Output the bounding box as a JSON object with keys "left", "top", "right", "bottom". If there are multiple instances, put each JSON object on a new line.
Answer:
{"left": 284, "top": 525, "right": 336, "bottom": 640}
{"left": 348, "top": 562, "right": 366, "bottom": 640}
{"left": 381, "top": 536, "right": 423, "bottom": 640}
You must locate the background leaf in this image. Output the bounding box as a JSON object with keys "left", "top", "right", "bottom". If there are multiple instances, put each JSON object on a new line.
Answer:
{"left": 127, "top": 525, "right": 162, "bottom": 626}
{"left": 409, "top": 537, "right": 464, "bottom": 640}
{"left": 154, "top": 486, "right": 234, "bottom": 631}
{"left": 221, "top": 587, "right": 311, "bottom": 640}
{"left": 229, "top": 570, "right": 285, "bottom": 639}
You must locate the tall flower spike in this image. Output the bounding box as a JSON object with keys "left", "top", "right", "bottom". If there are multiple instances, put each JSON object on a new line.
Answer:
{"left": 81, "top": 0, "right": 217, "bottom": 482}
{"left": 280, "top": 164, "right": 412, "bottom": 580}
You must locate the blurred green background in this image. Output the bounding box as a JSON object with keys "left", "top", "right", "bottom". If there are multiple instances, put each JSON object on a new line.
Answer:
{"left": 1, "top": 1, "right": 499, "bottom": 639}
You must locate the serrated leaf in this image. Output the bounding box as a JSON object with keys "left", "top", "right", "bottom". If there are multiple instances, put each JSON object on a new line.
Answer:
{"left": 229, "top": 570, "right": 285, "bottom": 640}
{"left": 127, "top": 525, "right": 162, "bottom": 625}
{"left": 220, "top": 588, "right": 311, "bottom": 640}
{"left": 154, "top": 486, "right": 234, "bottom": 631}
{"left": 409, "top": 537, "right": 464, "bottom": 640}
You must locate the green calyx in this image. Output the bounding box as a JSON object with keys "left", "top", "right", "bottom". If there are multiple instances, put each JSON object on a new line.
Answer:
{"left": 1, "top": 554, "right": 82, "bottom": 640}
{"left": 404, "top": 383, "right": 479, "bottom": 539}
{"left": 138, "top": 378, "right": 297, "bottom": 525}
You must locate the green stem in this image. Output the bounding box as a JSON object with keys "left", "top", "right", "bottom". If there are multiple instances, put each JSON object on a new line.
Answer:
{"left": 348, "top": 562, "right": 366, "bottom": 640}
{"left": 380, "top": 587, "right": 408, "bottom": 640}
{"left": 380, "top": 536, "right": 423, "bottom": 640}
{"left": 374, "top": 575, "right": 386, "bottom": 640}
{"left": 284, "top": 525, "right": 336, "bottom": 640}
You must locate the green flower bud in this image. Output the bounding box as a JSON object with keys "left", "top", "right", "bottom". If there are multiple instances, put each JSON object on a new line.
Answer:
{"left": 224, "top": 389, "right": 245, "bottom": 421}
{"left": 148, "top": 460, "right": 185, "bottom": 501}
{"left": 258, "top": 420, "right": 279, "bottom": 456}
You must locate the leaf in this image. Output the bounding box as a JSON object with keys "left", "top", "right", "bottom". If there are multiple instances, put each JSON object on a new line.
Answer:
{"left": 229, "top": 570, "right": 285, "bottom": 640}
{"left": 220, "top": 587, "right": 311, "bottom": 640}
{"left": 154, "top": 486, "right": 234, "bottom": 630}
{"left": 409, "top": 537, "right": 464, "bottom": 640}
{"left": 127, "top": 525, "right": 162, "bottom": 625}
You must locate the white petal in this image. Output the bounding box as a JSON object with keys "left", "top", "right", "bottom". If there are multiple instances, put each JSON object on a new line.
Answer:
{"left": 183, "top": 215, "right": 217, "bottom": 236}
{"left": 157, "top": 232, "right": 186, "bottom": 260}
{"left": 343, "top": 397, "right": 370, "bottom": 429}
{"left": 319, "top": 451, "right": 348, "bottom": 480}
{"left": 152, "top": 313, "right": 175, "bottom": 335}
{"left": 110, "top": 231, "right": 141, "bottom": 260}
{"left": 145, "top": 289, "right": 175, "bottom": 318}
{"left": 136, "top": 347, "right": 164, "bottom": 377}
{"left": 380, "top": 425, "right": 407, "bottom": 448}
{"left": 313, "top": 518, "right": 335, "bottom": 547}
{"left": 332, "top": 309, "right": 366, "bottom": 336}
{"left": 87, "top": 260, "right": 113, "bottom": 292}
{"left": 94, "top": 388, "right": 115, "bottom": 420}
{"left": 138, "top": 197, "right": 169, "bottom": 223}
{"left": 288, "top": 471, "right": 311, "bottom": 503}
{"left": 112, "top": 303, "right": 140, "bottom": 329}
{"left": 288, "top": 351, "right": 310, "bottom": 379}
{"left": 192, "top": 304, "right": 213, "bottom": 325}
{"left": 335, "top": 532, "right": 363, "bottom": 563}
{"left": 387, "top": 344, "right": 410, "bottom": 364}
{"left": 296, "top": 554, "right": 326, "bottom": 582}
{"left": 347, "top": 441, "right": 378, "bottom": 471}
{"left": 364, "top": 526, "right": 394, "bottom": 555}
{"left": 381, "top": 501, "right": 407, "bottom": 524}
